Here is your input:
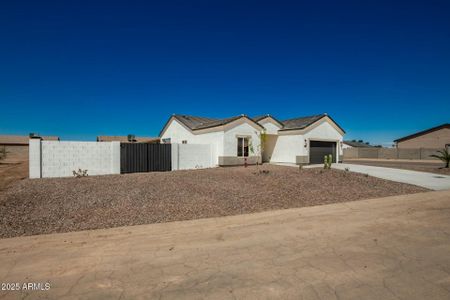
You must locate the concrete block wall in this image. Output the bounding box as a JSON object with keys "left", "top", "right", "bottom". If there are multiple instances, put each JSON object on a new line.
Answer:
{"left": 378, "top": 148, "right": 397, "bottom": 159}
{"left": 342, "top": 148, "right": 359, "bottom": 159}
{"left": 357, "top": 148, "right": 379, "bottom": 159}
{"left": 2, "top": 145, "right": 28, "bottom": 162}
{"left": 418, "top": 148, "right": 441, "bottom": 160}
{"left": 343, "top": 147, "right": 441, "bottom": 160}
{"left": 29, "top": 139, "right": 42, "bottom": 178}
{"left": 171, "top": 144, "right": 213, "bottom": 170}
{"left": 397, "top": 148, "right": 420, "bottom": 160}
{"left": 29, "top": 140, "right": 120, "bottom": 178}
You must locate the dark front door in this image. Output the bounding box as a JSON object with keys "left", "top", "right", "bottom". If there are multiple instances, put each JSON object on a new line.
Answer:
{"left": 120, "top": 143, "right": 172, "bottom": 173}
{"left": 309, "top": 141, "right": 336, "bottom": 164}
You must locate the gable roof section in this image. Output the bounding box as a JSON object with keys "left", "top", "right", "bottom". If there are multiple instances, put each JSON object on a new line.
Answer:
{"left": 394, "top": 123, "right": 450, "bottom": 143}
{"left": 279, "top": 114, "right": 346, "bottom": 133}
{"left": 253, "top": 114, "right": 284, "bottom": 128}
{"left": 160, "top": 113, "right": 345, "bottom": 136}
{"left": 160, "top": 114, "right": 264, "bottom": 136}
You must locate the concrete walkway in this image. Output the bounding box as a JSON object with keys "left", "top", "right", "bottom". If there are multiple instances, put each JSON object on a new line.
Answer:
{"left": 333, "top": 163, "right": 450, "bottom": 190}
{"left": 272, "top": 162, "right": 450, "bottom": 190}
{"left": 1, "top": 190, "right": 450, "bottom": 299}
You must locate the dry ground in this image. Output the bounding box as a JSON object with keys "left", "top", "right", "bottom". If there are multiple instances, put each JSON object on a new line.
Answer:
{"left": 0, "top": 161, "right": 28, "bottom": 193}
{"left": 0, "top": 165, "right": 427, "bottom": 238}
{"left": 344, "top": 159, "right": 450, "bottom": 175}
{"left": 0, "top": 190, "right": 449, "bottom": 299}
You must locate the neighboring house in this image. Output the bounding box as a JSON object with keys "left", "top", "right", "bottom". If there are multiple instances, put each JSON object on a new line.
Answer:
{"left": 159, "top": 113, "right": 345, "bottom": 166}
{"left": 97, "top": 136, "right": 160, "bottom": 143}
{"left": 342, "top": 140, "right": 375, "bottom": 149}
{"left": 394, "top": 123, "right": 450, "bottom": 149}
{"left": 0, "top": 134, "right": 59, "bottom": 161}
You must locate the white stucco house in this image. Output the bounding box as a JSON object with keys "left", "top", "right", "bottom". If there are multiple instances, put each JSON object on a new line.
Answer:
{"left": 159, "top": 113, "right": 345, "bottom": 166}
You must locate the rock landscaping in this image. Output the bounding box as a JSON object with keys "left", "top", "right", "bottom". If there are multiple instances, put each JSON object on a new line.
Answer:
{"left": 0, "top": 165, "right": 427, "bottom": 238}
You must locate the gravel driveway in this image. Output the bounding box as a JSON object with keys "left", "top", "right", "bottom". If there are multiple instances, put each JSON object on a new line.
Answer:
{"left": 0, "top": 165, "right": 427, "bottom": 238}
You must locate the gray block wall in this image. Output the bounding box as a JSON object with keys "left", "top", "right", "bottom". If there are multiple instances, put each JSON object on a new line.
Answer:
{"left": 29, "top": 139, "right": 120, "bottom": 178}
{"left": 343, "top": 148, "right": 441, "bottom": 160}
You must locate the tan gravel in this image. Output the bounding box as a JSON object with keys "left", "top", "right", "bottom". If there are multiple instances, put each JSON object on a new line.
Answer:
{"left": 0, "top": 165, "right": 427, "bottom": 238}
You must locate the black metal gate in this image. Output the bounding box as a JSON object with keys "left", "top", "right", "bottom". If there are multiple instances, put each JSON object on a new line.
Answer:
{"left": 120, "top": 143, "right": 172, "bottom": 173}
{"left": 309, "top": 141, "right": 337, "bottom": 164}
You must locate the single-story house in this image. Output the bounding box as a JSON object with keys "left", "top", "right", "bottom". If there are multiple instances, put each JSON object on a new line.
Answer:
{"left": 97, "top": 136, "right": 160, "bottom": 143}
{"left": 394, "top": 123, "right": 450, "bottom": 149}
{"left": 342, "top": 140, "right": 375, "bottom": 149}
{"left": 159, "top": 113, "right": 345, "bottom": 166}
{"left": 0, "top": 134, "right": 59, "bottom": 161}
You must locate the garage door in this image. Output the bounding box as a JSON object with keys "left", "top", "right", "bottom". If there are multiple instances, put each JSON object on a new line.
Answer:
{"left": 309, "top": 141, "right": 336, "bottom": 164}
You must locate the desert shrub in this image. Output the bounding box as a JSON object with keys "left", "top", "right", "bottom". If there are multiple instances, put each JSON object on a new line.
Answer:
{"left": 323, "top": 154, "right": 333, "bottom": 169}
{"left": 430, "top": 149, "right": 450, "bottom": 168}
{"left": 73, "top": 169, "right": 88, "bottom": 178}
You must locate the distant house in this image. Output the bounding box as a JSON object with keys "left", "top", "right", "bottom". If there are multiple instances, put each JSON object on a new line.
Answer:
{"left": 160, "top": 113, "right": 345, "bottom": 166}
{"left": 394, "top": 124, "right": 450, "bottom": 149}
{"left": 0, "top": 134, "right": 59, "bottom": 161}
{"left": 342, "top": 140, "right": 375, "bottom": 149}
{"left": 96, "top": 135, "right": 160, "bottom": 143}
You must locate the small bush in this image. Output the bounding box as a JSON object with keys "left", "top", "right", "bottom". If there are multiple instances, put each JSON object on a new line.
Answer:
{"left": 73, "top": 169, "right": 88, "bottom": 178}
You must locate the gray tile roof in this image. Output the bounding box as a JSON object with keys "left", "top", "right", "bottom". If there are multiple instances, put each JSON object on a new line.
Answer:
{"left": 252, "top": 115, "right": 272, "bottom": 122}
{"left": 161, "top": 113, "right": 344, "bottom": 135}
{"left": 343, "top": 140, "right": 374, "bottom": 148}
{"left": 280, "top": 114, "right": 326, "bottom": 130}
{"left": 173, "top": 114, "right": 255, "bottom": 130}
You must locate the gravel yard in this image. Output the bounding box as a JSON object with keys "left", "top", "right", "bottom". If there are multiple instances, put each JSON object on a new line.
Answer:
{"left": 0, "top": 165, "right": 427, "bottom": 238}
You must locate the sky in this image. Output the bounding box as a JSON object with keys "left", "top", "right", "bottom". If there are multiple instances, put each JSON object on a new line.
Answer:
{"left": 1, "top": 0, "right": 449, "bottom": 146}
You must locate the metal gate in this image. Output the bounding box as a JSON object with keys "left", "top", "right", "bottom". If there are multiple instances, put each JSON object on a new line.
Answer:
{"left": 309, "top": 141, "right": 337, "bottom": 164}
{"left": 120, "top": 143, "right": 172, "bottom": 173}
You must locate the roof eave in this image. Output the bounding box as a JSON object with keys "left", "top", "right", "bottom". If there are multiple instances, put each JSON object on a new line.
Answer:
{"left": 279, "top": 115, "right": 346, "bottom": 134}
{"left": 394, "top": 123, "right": 450, "bottom": 143}
{"left": 256, "top": 115, "right": 285, "bottom": 128}
{"left": 193, "top": 116, "right": 265, "bottom": 131}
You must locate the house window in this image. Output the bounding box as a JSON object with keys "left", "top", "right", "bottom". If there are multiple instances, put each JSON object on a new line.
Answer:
{"left": 182, "top": 140, "right": 187, "bottom": 144}
{"left": 162, "top": 138, "right": 171, "bottom": 144}
{"left": 237, "top": 137, "right": 249, "bottom": 157}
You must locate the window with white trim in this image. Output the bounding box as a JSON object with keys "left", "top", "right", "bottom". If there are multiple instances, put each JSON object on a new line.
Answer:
{"left": 237, "top": 137, "right": 249, "bottom": 157}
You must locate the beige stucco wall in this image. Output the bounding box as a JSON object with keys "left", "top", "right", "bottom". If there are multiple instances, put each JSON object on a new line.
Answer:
{"left": 0, "top": 145, "right": 28, "bottom": 162}
{"left": 262, "top": 134, "right": 278, "bottom": 162}
{"left": 397, "top": 128, "right": 450, "bottom": 149}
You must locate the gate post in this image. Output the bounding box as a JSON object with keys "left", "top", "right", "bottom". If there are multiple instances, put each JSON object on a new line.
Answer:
{"left": 171, "top": 143, "right": 179, "bottom": 171}
{"left": 111, "top": 142, "right": 121, "bottom": 174}
{"left": 29, "top": 138, "right": 42, "bottom": 178}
